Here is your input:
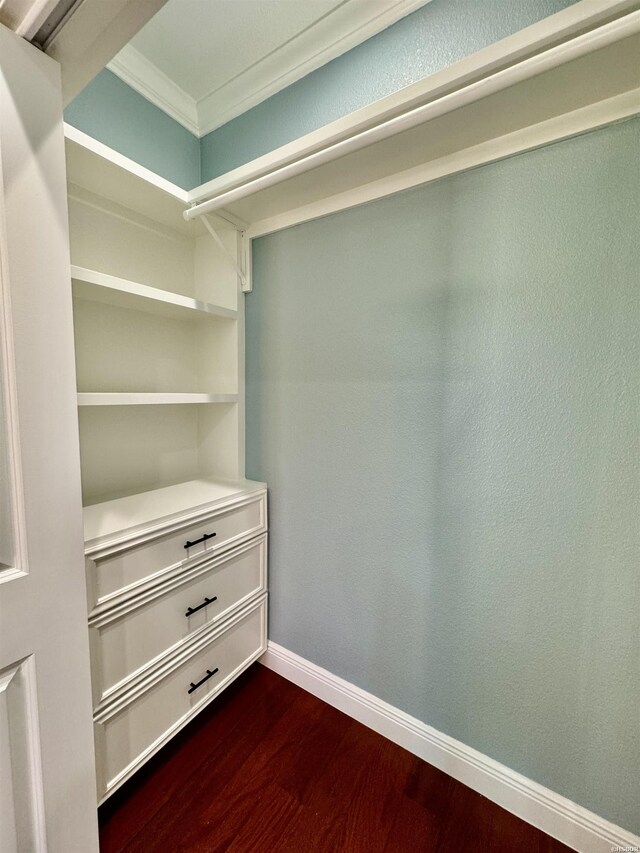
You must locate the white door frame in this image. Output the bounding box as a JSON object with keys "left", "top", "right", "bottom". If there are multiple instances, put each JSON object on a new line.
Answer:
{"left": 0, "top": 24, "right": 99, "bottom": 852}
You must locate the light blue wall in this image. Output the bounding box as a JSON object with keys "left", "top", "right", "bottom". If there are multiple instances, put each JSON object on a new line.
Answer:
{"left": 64, "top": 69, "right": 200, "bottom": 190}
{"left": 246, "top": 118, "right": 640, "bottom": 833}
{"left": 200, "top": 0, "right": 578, "bottom": 181}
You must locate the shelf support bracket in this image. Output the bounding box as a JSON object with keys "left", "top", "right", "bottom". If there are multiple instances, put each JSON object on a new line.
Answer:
{"left": 241, "top": 232, "right": 252, "bottom": 293}
{"left": 199, "top": 214, "right": 250, "bottom": 292}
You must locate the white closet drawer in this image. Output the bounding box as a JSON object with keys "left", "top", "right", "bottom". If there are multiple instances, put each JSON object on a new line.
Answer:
{"left": 89, "top": 535, "right": 267, "bottom": 703}
{"left": 94, "top": 596, "right": 266, "bottom": 801}
{"left": 88, "top": 492, "right": 267, "bottom": 605}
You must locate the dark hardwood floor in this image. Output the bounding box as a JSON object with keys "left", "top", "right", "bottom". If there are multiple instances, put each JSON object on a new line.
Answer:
{"left": 99, "top": 664, "right": 574, "bottom": 853}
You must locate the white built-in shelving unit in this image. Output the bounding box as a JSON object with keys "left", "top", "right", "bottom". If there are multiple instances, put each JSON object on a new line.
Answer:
{"left": 65, "top": 129, "right": 268, "bottom": 804}
{"left": 66, "top": 135, "right": 247, "bottom": 510}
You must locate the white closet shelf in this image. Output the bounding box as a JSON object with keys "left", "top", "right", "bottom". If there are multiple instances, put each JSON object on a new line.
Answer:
{"left": 77, "top": 393, "right": 239, "bottom": 406}
{"left": 64, "top": 124, "right": 243, "bottom": 235}
{"left": 64, "top": 125, "right": 193, "bottom": 235}
{"left": 182, "top": 5, "right": 640, "bottom": 237}
{"left": 71, "top": 266, "right": 238, "bottom": 321}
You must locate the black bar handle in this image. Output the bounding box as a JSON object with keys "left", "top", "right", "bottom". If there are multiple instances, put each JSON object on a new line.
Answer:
{"left": 187, "top": 667, "right": 219, "bottom": 695}
{"left": 184, "top": 531, "right": 216, "bottom": 550}
{"left": 185, "top": 596, "right": 218, "bottom": 617}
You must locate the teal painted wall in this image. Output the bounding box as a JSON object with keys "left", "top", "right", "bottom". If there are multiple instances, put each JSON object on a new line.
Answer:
{"left": 200, "top": 0, "right": 578, "bottom": 181}
{"left": 246, "top": 118, "right": 640, "bottom": 832}
{"left": 64, "top": 69, "right": 200, "bottom": 190}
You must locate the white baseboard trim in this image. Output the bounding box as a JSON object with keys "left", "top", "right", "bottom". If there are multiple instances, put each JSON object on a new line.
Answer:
{"left": 260, "top": 642, "right": 639, "bottom": 853}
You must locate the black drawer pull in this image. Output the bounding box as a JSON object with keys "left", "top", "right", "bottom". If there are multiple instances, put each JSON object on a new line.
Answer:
{"left": 184, "top": 532, "right": 216, "bottom": 550}
{"left": 188, "top": 667, "right": 219, "bottom": 695}
{"left": 185, "top": 596, "right": 218, "bottom": 617}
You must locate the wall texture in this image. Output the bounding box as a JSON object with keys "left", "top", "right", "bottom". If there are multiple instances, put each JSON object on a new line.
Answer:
{"left": 246, "top": 118, "right": 640, "bottom": 833}
{"left": 64, "top": 69, "right": 200, "bottom": 190}
{"left": 200, "top": 0, "right": 578, "bottom": 181}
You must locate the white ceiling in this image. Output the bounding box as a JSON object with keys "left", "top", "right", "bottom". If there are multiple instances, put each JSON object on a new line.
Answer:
{"left": 130, "top": 0, "right": 343, "bottom": 101}
{"left": 108, "top": 0, "right": 430, "bottom": 137}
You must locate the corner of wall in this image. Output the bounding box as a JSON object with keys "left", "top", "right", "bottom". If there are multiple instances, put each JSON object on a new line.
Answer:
{"left": 64, "top": 69, "right": 201, "bottom": 191}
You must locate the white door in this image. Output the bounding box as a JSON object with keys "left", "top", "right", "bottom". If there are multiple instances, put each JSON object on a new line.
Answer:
{"left": 0, "top": 24, "right": 99, "bottom": 853}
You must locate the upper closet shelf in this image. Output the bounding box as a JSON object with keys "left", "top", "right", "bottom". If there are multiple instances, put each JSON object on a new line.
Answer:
{"left": 64, "top": 3, "right": 639, "bottom": 243}
{"left": 183, "top": 2, "right": 640, "bottom": 237}
{"left": 65, "top": 124, "right": 193, "bottom": 233}
{"left": 71, "top": 266, "right": 238, "bottom": 321}
{"left": 78, "top": 393, "right": 238, "bottom": 406}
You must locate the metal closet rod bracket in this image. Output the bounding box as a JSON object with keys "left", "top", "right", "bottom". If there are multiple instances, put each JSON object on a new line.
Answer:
{"left": 196, "top": 213, "right": 251, "bottom": 293}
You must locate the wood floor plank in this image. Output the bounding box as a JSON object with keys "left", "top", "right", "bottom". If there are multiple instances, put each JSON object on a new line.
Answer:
{"left": 223, "top": 783, "right": 302, "bottom": 853}
{"left": 433, "top": 782, "right": 494, "bottom": 853}
{"left": 404, "top": 758, "right": 455, "bottom": 815}
{"left": 112, "top": 667, "right": 300, "bottom": 853}
{"left": 219, "top": 685, "right": 349, "bottom": 803}
{"left": 98, "top": 665, "right": 577, "bottom": 853}
{"left": 99, "top": 665, "right": 280, "bottom": 850}
{"left": 381, "top": 757, "right": 456, "bottom": 853}
{"left": 99, "top": 667, "right": 277, "bottom": 851}
{"left": 272, "top": 721, "right": 373, "bottom": 853}
{"left": 340, "top": 734, "right": 417, "bottom": 852}
{"left": 162, "top": 690, "right": 329, "bottom": 853}
{"left": 274, "top": 720, "right": 417, "bottom": 853}
{"left": 267, "top": 693, "right": 352, "bottom": 804}
{"left": 383, "top": 795, "right": 442, "bottom": 853}
{"left": 175, "top": 781, "right": 302, "bottom": 853}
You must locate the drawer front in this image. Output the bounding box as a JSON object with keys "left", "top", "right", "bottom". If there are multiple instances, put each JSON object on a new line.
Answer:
{"left": 88, "top": 492, "right": 266, "bottom": 605}
{"left": 90, "top": 535, "right": 267, "bottom": 703}
{"left": 95, "top": 597, "right": 266, "bottom": 800}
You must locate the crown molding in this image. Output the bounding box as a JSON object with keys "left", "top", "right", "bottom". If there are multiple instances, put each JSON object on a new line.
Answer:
{"left": 107, "top": 0, "right": 432, "bottom": 138}
{"left": 195, "top": 0, "right": 432, "bottom": 137}
{"left": 108, "top": 44, "right": 199, "bottom": 136}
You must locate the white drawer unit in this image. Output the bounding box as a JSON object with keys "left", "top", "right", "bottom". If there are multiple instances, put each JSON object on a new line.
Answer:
{"left": 86, "top": 490, "right": 267, "bottom": 607}
{"left": 83, "top": 479, "right": 267, "bottom": 801}
{"left": 93, "top": 596, "right": 267, "bottom": 801}
{"left": 89, "top": 534, "right": 267, "bottom": 703}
